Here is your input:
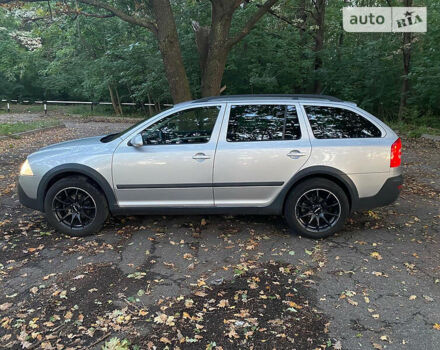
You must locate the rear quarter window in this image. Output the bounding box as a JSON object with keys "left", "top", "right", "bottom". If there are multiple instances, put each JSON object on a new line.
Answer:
{"left": 304, "top": 106, "right": 382, "bottom": 139}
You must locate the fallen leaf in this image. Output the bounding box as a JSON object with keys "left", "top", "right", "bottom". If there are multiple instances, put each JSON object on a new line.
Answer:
{"left": 347, "top": 298, "right": 358, "bottom": 306}
{"left": 218, "top": 299, "right": 229, "bottom": 308}
{"left": 370, "top": 252, "right": 383, "bottom": 260}
{"left": 0, "top": 302, "right": 12, "bottom": 311}
{"left": 380, "top": 335, "right": 390, "bottom": 342}
{"left": 160, "top": 337, "right": 171, "bottom": 344}
{"left": 194, "top": 290, "right": 207, "bottom": 297}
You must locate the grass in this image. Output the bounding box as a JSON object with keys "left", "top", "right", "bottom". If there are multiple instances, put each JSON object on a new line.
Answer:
{"left": 388, "top": 122, "right": 440, "bottom": 138}
{"left": 386, "top": 111, "right": 440, "bottom": 138}
{"left": 0, "top": 120, "right": 61, "bottom": 136}
{"left": 387, "top": 118, "right": 440, "bottom": 138}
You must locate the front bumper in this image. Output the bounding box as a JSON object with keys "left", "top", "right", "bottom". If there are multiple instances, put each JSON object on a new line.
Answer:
{"left": 17, "top": 180, "right": 42, "bottom": 211}
{"left": 354, "top": 174, "right": 403, "bottom": 211}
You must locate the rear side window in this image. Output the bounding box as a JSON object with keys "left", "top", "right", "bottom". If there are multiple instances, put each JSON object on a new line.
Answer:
{"left": 227, "top": 105, "right": 301, "bottom": 142}
{"left": 304, "top": 106, "right": 382, "bottom": 139}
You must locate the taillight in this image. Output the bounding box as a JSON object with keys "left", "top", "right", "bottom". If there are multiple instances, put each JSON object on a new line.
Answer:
{"left": 390, "top": 137, "right": 402, "bottom": 168}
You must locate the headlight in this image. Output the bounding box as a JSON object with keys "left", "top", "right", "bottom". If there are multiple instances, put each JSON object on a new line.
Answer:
{"left": 20, "top": 159, "right": 34, "bottom": 176}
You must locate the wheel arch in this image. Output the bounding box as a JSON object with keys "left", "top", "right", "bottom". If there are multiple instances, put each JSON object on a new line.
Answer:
{"left": 277, "top": 166, "right": 359, "bottom": 213}
{"left": 37, "top": 164, "right": 117, "bottom": 212}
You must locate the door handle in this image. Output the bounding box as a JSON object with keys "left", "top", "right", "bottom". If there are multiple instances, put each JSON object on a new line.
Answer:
{"left": 192, "top": 152, "right": 210, "bottom": 160}
{"left": 287, "top": 150, "right": 307, "bottom": 159}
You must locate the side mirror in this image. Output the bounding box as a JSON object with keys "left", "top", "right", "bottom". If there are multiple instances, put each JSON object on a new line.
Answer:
{"left": 130, "top": 133, "right": 144, "bottom": 147}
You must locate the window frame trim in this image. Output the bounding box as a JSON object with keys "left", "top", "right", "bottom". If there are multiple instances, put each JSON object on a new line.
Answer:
{"left": 300, "top": 102, "right": 386, "bottom": 140}
{"left": 224, "top": 102, "right": 304, "bottom": 143}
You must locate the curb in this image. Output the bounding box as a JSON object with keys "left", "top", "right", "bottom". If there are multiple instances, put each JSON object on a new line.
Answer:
{"left": 0, "top": 124, "right": 65, "bottom": 140}
{"left": 421, "top": 134, "right": 440, "bottom": 142}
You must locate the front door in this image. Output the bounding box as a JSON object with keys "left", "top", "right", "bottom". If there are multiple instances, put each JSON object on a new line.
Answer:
{"left": 113, "top": 104, "right": 225, "bottom": 207}
{"left": 213, "top": 103, "right": 311, "bottom": 207}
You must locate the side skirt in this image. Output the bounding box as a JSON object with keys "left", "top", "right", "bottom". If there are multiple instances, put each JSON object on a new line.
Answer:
{"left": 110, "top": 205, "right": 281, "bottom": 216}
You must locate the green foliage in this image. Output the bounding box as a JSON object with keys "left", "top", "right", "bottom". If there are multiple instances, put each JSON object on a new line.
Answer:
{"left": 388, "top": 110, "right": 440, "bottom": 137}
{"left": 0, "top": 0, "right": 439, "bottom": 125}
{"left": 0, "top": 120, "right": 60, "bottom": 136}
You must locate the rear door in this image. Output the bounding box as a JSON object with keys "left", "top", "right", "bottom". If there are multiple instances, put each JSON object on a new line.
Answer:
{"left": 213, "top": 102, "right": 311, "bottom": 207}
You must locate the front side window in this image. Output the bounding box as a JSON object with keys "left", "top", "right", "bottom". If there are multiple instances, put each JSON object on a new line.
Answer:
{"left": 304, "top": 106, "right": 382, "bottom": 139}
{"left": 141, "top": 106, "right": 221, "bottom": 145}
{"left": 227, "top": 104, "right": 301, "bottom": 142}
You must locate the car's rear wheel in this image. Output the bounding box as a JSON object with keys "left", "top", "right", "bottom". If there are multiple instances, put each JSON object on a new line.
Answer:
{"left": 44, "top": 176, "right": 108, "bottom": 236}
{"left": 284, "top": 178, "right": 349, "bottom": 239}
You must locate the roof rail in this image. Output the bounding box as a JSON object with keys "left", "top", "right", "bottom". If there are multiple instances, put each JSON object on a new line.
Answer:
{"left": 193, "top": 94, "right": 342, "bottom": 103}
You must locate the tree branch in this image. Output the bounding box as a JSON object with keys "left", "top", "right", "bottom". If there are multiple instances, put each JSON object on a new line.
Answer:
{"left": 264, "top": 7, "right": 304, "bottom": 29}
{"left": 227, "top": 0, "right": 278, "bottom": 48}
{"left": 0, "top": 0, "right": 157, "bottom": 33}
{"left": 60, "top": 8, "right": 115, "bottom": 18}
{"left": 77, "top": 0, "right": 156, "bottom": 32}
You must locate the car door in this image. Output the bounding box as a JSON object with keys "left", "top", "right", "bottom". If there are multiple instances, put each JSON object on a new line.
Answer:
{"left": 112, "top": 103, "right": 225, "bottom": 207}
{"left": 213, "top": 102, "right": 311, "bottom": 207}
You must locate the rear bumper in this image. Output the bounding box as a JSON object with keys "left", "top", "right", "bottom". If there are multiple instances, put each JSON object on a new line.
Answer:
{"left": 354, "top": 174, "right": 403, "bottom": 211}
{"left": 17, "top": 181, "right": 42, "bottom": 211}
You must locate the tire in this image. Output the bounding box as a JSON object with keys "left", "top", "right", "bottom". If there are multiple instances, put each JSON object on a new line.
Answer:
{"left": 284, "top": 177, "right": 349, "bottom": 239}
{"left": 44, "top": 176, "right": 109, "bottom": 237}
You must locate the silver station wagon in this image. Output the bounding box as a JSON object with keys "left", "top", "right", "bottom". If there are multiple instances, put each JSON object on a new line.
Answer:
{"left": 18, "top": 94, "right": 403, "bottom": 239}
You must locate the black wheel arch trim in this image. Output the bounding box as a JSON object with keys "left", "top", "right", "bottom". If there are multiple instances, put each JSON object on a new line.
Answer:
{"left": 272, "top": 165, "right": 360, "bottom": 214}
{"left": 37, "top": 164, "right": 118, "bottom": 213}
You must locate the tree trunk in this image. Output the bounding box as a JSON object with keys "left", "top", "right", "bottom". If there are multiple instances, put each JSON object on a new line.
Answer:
{"left": 194, "top": 0, "right": 279, "bottom": 97}
{"left": 108, "top": 84, "right": 120, "bottom": 116}
{"left": 398, "top": 0, "right": 413, "bottom": 120}
{"left": 150, "top": 0, "right": 192, "bottom": 103}
{"left": 115, "top": 87, "right": 123, "bottom": 115}
{"left": 312, "top": 0, "right": 326, "bottom": 94}
{"left": 194, "top": 1, "right": 235, "bottom": 97}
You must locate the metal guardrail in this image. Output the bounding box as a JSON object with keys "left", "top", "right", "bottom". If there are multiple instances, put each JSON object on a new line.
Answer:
{"left": 0, "top": 99, "right": 173, "bottom": 115}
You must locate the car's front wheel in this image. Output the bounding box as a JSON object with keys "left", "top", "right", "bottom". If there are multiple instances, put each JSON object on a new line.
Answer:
{"left": 44, "top": 176, "right": 109, "bottom": 236}
{"left": 284, "top": 178, "right": 349, "bottom": 239}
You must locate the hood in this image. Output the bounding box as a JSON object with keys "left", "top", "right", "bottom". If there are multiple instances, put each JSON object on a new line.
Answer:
{"left": 28, "top": 135, "right": 120, "bottom": 165}
{"left": 39, "top": 135, "right": 104, "bottom": 151}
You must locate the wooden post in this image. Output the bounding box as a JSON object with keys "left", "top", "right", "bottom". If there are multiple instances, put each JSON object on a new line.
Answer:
{"left": 43, "top": 101, "right": 47, "bottom": 116}
{"left": 7, "top": 101, "right": 10, "bottom": 113}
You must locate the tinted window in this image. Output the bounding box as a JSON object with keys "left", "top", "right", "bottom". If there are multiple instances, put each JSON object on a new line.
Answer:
{"left": 304, "top": 106, "right": 381, "bottom": 139}
{"left": 141, "top": 106, "right": 220, "bottom": 145}
{"left": 227, "top": 105, "right": 301, "bottom": 142}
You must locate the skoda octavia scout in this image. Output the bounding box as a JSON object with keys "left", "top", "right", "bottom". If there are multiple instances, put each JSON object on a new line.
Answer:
{"left": 18, "top": 95, "right": 403, "bottom": 239}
